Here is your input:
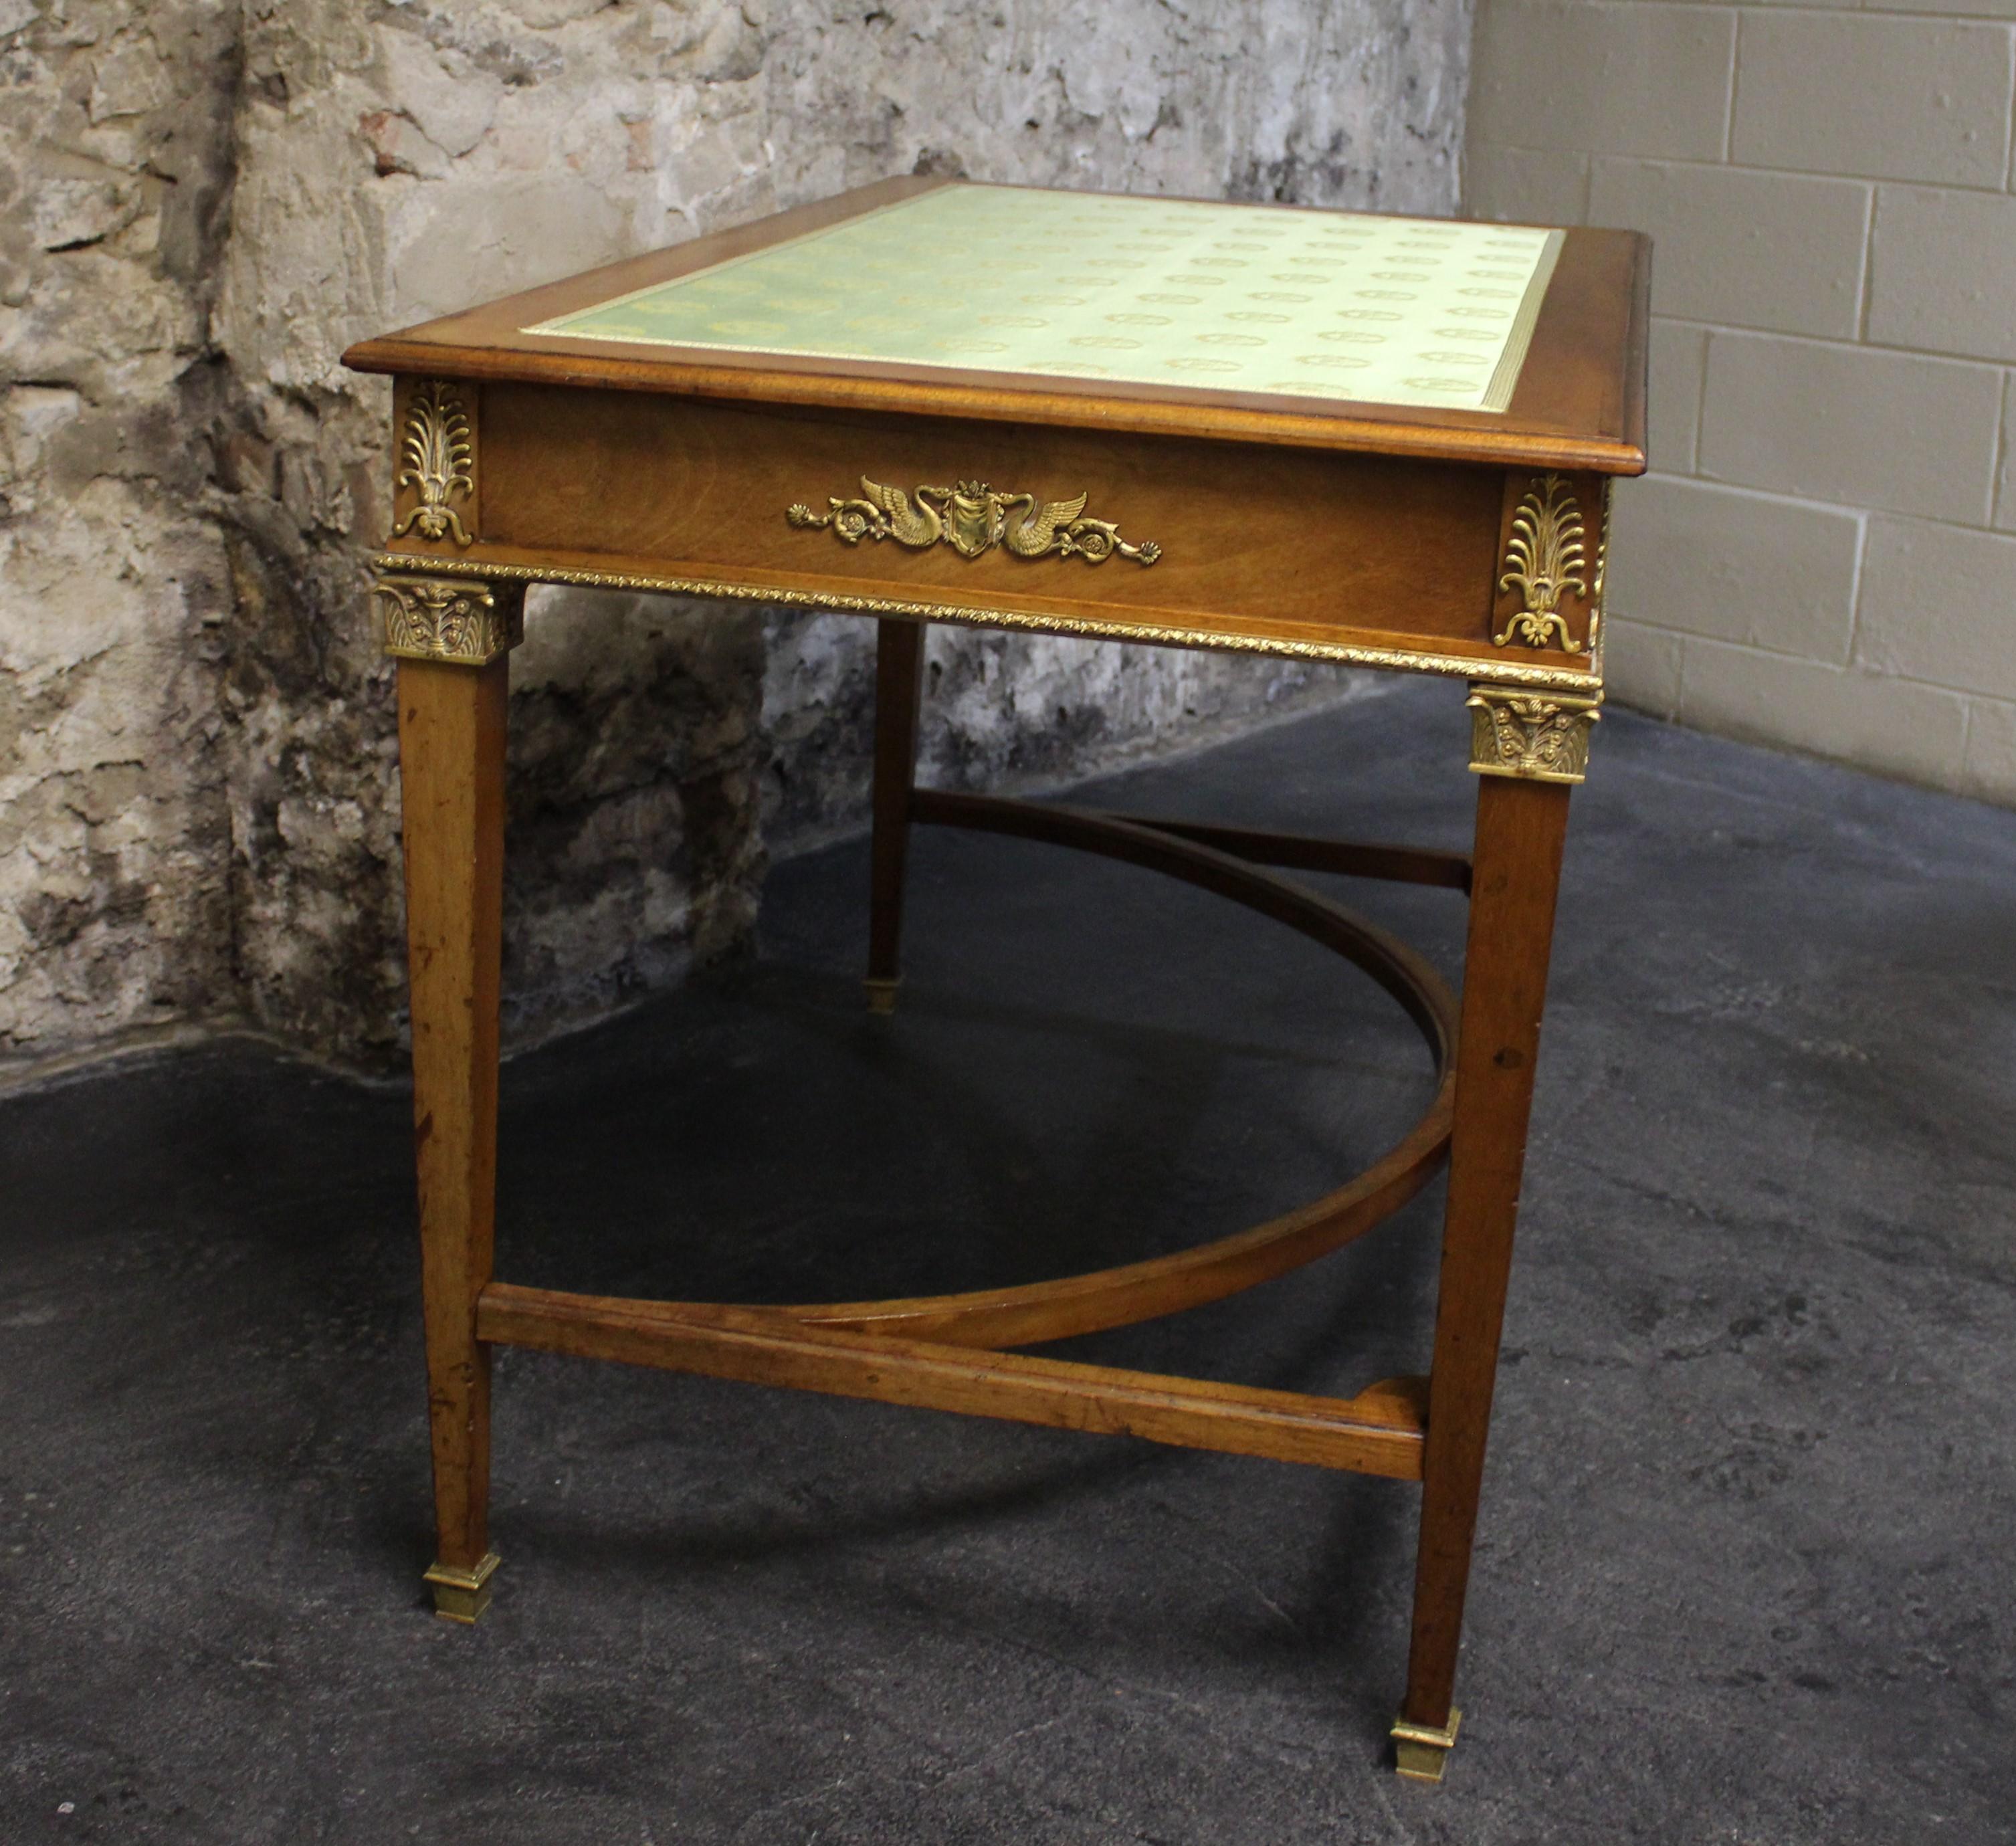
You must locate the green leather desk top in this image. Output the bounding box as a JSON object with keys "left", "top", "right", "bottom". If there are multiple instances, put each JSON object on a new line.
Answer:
{"left": 527, "top": 184, "right": 1563, "bottom": 416}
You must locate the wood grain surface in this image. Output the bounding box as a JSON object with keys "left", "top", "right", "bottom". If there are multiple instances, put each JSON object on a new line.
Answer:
{"left": 385, "top": 381, "right": 1611, "bottom": 676}
{"left": 476, "top": 1284, "right": 1432, "bottom": 1481}
{"left": 397, "top": 657, "right": 509, "bottom": 1574}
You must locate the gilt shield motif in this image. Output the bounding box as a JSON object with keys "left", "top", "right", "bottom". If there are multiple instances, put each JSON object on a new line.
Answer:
{"left": 943, "top": 483, "right": 1009, "bottom": 558}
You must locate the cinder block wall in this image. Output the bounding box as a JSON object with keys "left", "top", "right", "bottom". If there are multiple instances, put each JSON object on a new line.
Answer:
{"left": 1466, "top": 0, "right": 2016, "bottom": 805}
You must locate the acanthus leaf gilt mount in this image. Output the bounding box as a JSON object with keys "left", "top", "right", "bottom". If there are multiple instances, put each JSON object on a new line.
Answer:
{"left": 391, "top": 379, "right": 476, "bottom": 548}
{"left": 788, "top": 476, "right": 1161, "bottom": 566}
{"left": 1494, "top": 472, "right": 1589, "bottom": 654}
{"left": 1466, "top": 684, "right": 1601, "bottom": 785}
{"left": 375, "top": 573, "right": 524, "bottom": 667}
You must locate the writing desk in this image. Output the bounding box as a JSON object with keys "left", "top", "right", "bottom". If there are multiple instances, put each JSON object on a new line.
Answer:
{"left": 343, "top": 176, "right": 1648, "bottom": 1784}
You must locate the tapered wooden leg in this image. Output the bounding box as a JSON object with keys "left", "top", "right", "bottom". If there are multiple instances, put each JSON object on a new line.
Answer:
{"left": 398, "top": 654, "right": 509, "bottom": 1623}
{"left": 1397, "top": 770, "right": 1574, "bottom": 1777}
{"left": 865, "top": 617, "right": 926, "bottom": 1014}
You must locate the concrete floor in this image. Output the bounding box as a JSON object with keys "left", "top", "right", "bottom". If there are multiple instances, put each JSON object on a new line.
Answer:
{"left": 3, "top": 682, "right": 2013, "bottom": 1845}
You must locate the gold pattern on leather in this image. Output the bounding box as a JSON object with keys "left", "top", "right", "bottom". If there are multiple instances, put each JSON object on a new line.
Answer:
{"left": 528, "top": 189, "right": 1560, "bottom": 413}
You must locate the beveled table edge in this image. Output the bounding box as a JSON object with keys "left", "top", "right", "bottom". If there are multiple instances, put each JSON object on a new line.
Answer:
{"left": 346, "top": 342, "right": 1647, "bottom": 473}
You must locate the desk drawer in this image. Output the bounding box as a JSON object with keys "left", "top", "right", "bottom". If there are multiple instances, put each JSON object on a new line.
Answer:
{"left": 395, "top": 379, "right": 1602, "bottom": 675}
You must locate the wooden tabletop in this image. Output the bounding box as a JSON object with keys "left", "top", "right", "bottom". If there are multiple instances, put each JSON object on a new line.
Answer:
{"left": 344, "top": 177, "right": 1649, "bottom": 476}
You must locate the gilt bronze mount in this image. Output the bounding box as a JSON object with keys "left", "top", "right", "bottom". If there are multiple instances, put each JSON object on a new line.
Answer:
{"left": 1494, "top": 472, "right": 1587, "bottom": 652}
{"left": 391, "top": 379, "right": 476, "bottom": 547}
{"left": 1468, "top": 684, "right": 1601, "bottom": 784}
{"left": 423, "top": 1550, "right": 501, "bottom": 1625}
{"left": 1391, "top": 1708, "right": 1462, "bottom": 1783}
{"left": 787, "top": 476, "right": 1161, "bottom": 565}
{"left": 375, "top": 572, "right": 523, "bottom": 666}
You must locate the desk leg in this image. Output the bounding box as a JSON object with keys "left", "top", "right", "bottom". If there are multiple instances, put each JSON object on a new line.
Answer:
{"left": 865, "top": 617, "right": 926, "bottom": 1014}
{"left": 397, "top": 653, "right": 509, "bottom": 1624}
{"left": 1397, "top": 768, "right": 1573, "bottom": 1778}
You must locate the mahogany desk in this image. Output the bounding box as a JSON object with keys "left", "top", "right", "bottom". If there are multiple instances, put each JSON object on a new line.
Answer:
{"left": 343, "top": 177, "right": 1648, "bottom": 1784}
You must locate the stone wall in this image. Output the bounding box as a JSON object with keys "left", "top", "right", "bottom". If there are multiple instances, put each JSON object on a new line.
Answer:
{"left": 0, "top": 0, "right": 1471, "bottom": 1079}
{"left": 1, "top": 3, "right": 242, "bottom": 1069}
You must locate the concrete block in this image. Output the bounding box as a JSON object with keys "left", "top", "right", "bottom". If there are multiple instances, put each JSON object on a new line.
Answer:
{"left": 1589, "top": 159, "right": 1869, "bottom": 339}
{"left": 1603, "top": 613, "right": 1683, "bottom": 718}
{"left": 1960, "top": 695, "right": 2016, "bottom": 805}
{"left": 1647, "top": 317, "right": 1706, "bottom": 474}
{"left": 1881, "top": 0, "right": 2016, "bottom": 23}
{"left": 1698, "top": 332, "right": 2000, "bottom": 524}
{"left": 1608, "top": 475, "right": 1861, "bottom": 661}
{"left": 1464, "top": 142, "right": 1589, "bottom": 226}
{"left": 1470, "top": 1, "right": 1735, "bottom": 161}
{"left": 1991, "top": 378, "right": 2016, "bottom": 533}
{"left": 1678, "top": 637, "right": 1969, "bottom": 789}
{"left": 1868, "top": 185, "right": 2016, "bottom": 364}
{"left": 1732, "top": 14, "right": 2014, "bottom": 188}
{"left": 1857, "top": 516, "right": 2016, "bottom": 700}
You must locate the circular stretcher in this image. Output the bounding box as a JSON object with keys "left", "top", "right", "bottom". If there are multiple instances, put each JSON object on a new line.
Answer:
{"left": 755, "top": 791, "right": 1461, "bottom": 1352}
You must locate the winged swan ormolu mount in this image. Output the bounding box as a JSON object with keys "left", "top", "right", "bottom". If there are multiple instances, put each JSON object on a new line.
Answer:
{"left": 786, "top": 478, "right": 1161, "bottom": 565}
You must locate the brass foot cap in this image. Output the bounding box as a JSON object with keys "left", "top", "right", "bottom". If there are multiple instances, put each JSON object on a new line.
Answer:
{"left": 424, "top": 1550, "right": 501, "bottom": 1625}
{"left": 1391, "top": 1708, "right": 1461, "bottom": 1783}
{"left": 864, "top": 976, "right": 901, "bottom": 1016}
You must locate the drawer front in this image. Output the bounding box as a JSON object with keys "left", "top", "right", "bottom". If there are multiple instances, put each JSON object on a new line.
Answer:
{"left": 390, "top": 378, "right": 1603, "bottom": 677}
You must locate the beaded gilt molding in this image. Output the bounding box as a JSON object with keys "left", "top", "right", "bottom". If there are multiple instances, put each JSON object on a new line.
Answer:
{"left": 373, "top": 552, "right": 1608, "bottom": 692}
